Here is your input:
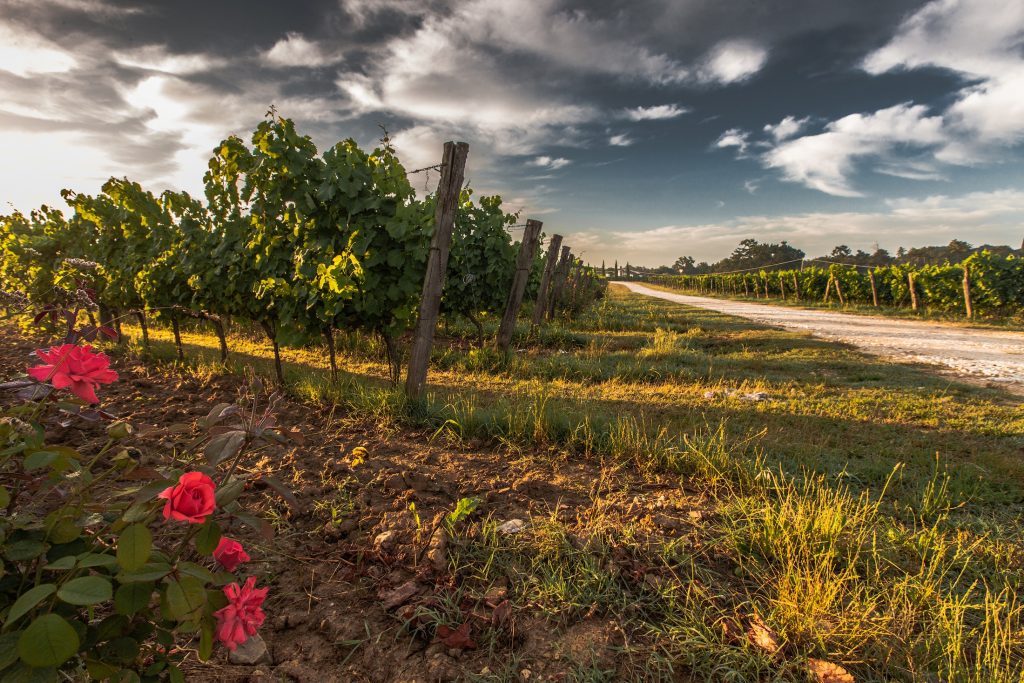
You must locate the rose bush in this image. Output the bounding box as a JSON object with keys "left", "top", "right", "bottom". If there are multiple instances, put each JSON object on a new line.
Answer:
{"left": 0, "top": 309, "right": 297, "bottom": 680}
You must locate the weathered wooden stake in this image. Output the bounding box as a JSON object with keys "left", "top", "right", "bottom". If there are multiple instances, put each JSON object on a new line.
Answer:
{"left": 743, "top": 277, "right": 749, "bottom": 297}
{"left": 134, "top": 311, "right": 150, "bottom": 349}
{"left": 531, "top": 233, "right": 563, "bottom": 326}
{"left": 823, "top": 276, "right": 833, "bottom": 303}
{"left": 869, "top": 270, "right": 879, "bottom": 307}
{"left": 962, "top": 264, "right": 973, "bottom": 319}
{"left": 908, "top": 272, "right": 919, "bottom": 311}
{"left": 405, "top": 141, "right": 469, "bottom": 401}
{"left": 497, "top": 220, "right": 542, "bottom": 351}
{"left": 547, "top": 246, "right": 572, "bottom": 320}
{"left": 834, "top": 278, "right": 846, "bottom": 305}
{"left": 171, "top": 317, "right": 184, "bottom": 361}
{"left": 779, "top": 274, "right": 786, "bottom": 301}
{"left": 792, "top": 273, "right": 800, "bottom": 300}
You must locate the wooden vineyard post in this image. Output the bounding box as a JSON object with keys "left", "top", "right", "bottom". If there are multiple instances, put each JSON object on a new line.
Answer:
{"left": 405, "top": 141, "right": 469, "bottom": 402}
{"left": 779, "top": 273, "right": 786, "bottom": 301}
{"left": 531, "top": 233, "right": 563, "bottom": 326}
{"left": 763, "top": 277, "right": 769, "bottom": 299}
{"left": 962, "top": 263, "right": 973, "bottom": 319}
{"left": 824, "top": 276, "right": 833, "bottom": 303}
{"left": 743, "top": 277, "right": 749, "bottom": 297}
{"left": 496, "top": 220, "right": 542, "bottom": 352}
{"left": 171, "top": 317, "right": 184, "bottom": 361}
{"left": 869, "top": 269, "right": 879, "bottom": 307}
{"left": 908, "top": 272, "right": 919, "bottom": 311}
{"left": 792, "top": 272, "right": 800, "bottom": 300}
{"left": 834, "top": 278, "right": 846, "bottom": 305}
{"left": 547, "top": 246, "right": 572, "bottom": 320}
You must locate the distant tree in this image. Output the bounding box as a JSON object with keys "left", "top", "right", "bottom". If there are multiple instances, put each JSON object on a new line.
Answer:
{"left": 830, "top": 245, "right": 853, "bottom": 258}
{"left": 673, "top": 255, "right": 696, "bottom": 273}
{"left": 714, "top": 239, "right": 804, "bottom": 272}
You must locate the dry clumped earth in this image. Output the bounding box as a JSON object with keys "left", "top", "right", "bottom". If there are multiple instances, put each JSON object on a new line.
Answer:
{"left": 1, "top": 330, "right": 706, "bottom": 682}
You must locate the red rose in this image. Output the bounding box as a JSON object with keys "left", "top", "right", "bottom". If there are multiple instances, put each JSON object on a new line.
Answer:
{"left": 213, "top": 537, "right": 250, "bottom": 572}
{"left": 27, "top": 344, "right": 118, "bottom": 403}
{"left": 158, "top": 472, "right": 216, "bottom": 523}
{"left": 214, "top": 577, "right": 268, "bottom": 650}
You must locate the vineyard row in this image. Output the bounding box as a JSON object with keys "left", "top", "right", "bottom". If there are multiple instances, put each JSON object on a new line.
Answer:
{"left": 644, "top": 254, "right": 1024, "bottom": 320}
{"left": 0, "top": 115, "right": 606, "bottom": 398}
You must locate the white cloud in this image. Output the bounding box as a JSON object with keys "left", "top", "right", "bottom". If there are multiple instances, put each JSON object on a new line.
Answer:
{"left": 608, "top": 133, "right": 633, "bottom": 146}
{"left": 762, "top": 103, "right": 945, "bottom": 197}
{"left": 698, "top": 39, "right": 768, "bottom": 84}
{"left": 0, "top": 24, "right": 77, "bottom": 77}
{"left": 578, "top": 188, "right": 1024, "bottom": 265}
{"left": 114, "top": 45, "right": 227, "bottom": 75}
{"left": 714, "top": 128, "right": 750, "bottom": 154}
{"left": 744, "top": 179, "right": 759, "bottom": 194}
{"left": 763, "top": 115, "right": 809, "bottom": 142}
{"left": 863, "top": 0, "right": 1024, "bottom": 151}
{"left": 716, "top": 0, "right": 1024, "bottom": 196}
{"left": 622, "top": 104, "right": 690, "bottom": 121}
{"left": 264, "top": 33, "right": 343, "bottom": 67}
{"left": 528, "top": 156, "right": 571, "bottom": 170}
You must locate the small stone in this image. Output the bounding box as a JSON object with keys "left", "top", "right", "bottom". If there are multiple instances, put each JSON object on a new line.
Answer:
{"left": 274, "top": 660, "right": 315, "bottom": 681}
{"left": 246, "top": 666, "right": 272, "bottom": 681}
{"left": 229, "top": 634, "right": 270, "bottom": 665}
{"left": 426, "top": 525, "right": 448, "bottom": 572}
{"left": 496, "top": 518, "right": 526, "bottom": 534}
{"left": 402, "top": 469, "right": 438, "bottom": 492}
{"left": 374, "top": 530, "right": 398, "bottom": 552}
{"left": 379, "top": 579, "right": 421, "bottom": 610}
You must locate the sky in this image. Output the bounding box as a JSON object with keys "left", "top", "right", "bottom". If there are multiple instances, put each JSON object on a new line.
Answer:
{"left": 1, "top": 0, "right": 1023, "bottom": 266}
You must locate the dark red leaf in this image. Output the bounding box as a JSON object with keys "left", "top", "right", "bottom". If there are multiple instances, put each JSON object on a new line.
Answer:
{"left": 491, "top": 600, "right": 511, "bottom": 628}
{"left": 434, "top": 622, "right": 476, "bottom": 650}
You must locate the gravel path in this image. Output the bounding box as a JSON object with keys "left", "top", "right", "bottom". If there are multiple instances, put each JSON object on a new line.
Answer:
{"left": 617, "top": 282, "right": 1024, "bottom": 391}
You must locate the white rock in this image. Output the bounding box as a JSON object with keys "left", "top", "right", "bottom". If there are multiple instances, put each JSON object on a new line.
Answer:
{"left": 496, "top": 519, "right": 526, "bottom": 534}
{"left": 229, "top": 634, "right": 270, "bottom": 665}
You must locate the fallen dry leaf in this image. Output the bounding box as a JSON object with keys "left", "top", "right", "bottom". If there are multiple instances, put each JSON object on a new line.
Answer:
{"left": 434, "top": 622, "right": 477, "bottom": 650}
{"left": 491, "top": 599, "right": 511, "bottom": 627}
{"left": 379, "top": 580, "right": 421, "bottom": 610}
{"left": 746, "top": 614, "right": 782, "bottom": 655}
{"left": 807, "top": 658, "right": 854, "bottom": 683}
{"left": 483, "top": 584, "right": 508, "bottom": 608}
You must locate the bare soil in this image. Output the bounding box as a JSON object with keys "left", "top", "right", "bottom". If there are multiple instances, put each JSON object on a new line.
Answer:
{"left": 1, "top": 329, "right": 699, "bottom": 682}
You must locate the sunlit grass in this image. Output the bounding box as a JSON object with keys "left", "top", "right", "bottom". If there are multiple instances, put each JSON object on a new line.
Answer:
{"left": 109, "top": 284, "right": 1024, "bottom": 681}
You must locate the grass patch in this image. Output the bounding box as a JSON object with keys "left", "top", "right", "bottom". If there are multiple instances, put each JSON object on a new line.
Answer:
{"left": 107, "top": 284, "right": 1024, "bottom": 680}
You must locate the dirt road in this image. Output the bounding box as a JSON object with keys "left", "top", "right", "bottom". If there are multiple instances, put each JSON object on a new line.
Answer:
{"left": 617, "top": 282, "right": 1024, "bottom": 391}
